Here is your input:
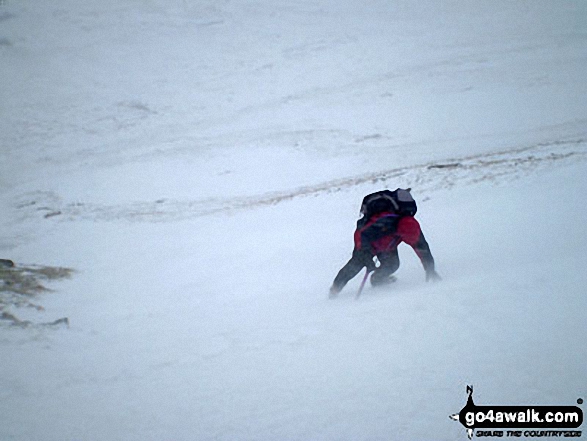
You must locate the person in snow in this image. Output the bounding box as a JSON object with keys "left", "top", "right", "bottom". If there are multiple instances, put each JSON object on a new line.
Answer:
{"left": 329, "top": 189, "right": 441, "bottom": 297}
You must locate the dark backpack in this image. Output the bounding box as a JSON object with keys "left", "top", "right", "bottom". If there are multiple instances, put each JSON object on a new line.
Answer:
{"left": 360, "top": 188, "right": 417, "bottom": 218}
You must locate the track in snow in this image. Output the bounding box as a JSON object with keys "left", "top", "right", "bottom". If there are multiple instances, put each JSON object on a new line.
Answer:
{"left": 12, "top": 137, "right": 587, "bottom": 223}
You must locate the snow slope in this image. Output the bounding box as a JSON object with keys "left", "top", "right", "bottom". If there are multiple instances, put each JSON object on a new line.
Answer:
{"left": 1, "top": 1, "right": 586, "bottom": 440}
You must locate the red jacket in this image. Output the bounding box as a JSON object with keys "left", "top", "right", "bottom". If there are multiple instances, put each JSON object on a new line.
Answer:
{"left": 354, "top": 212, "right": 435, "bottom": 271}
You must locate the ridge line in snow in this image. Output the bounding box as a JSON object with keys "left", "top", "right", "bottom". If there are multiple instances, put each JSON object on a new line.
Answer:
{"left": 12, "top": 137, "right": 587, "bottom": 223}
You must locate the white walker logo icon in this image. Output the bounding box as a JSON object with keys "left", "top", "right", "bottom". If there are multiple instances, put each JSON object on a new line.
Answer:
{"left": 450, "top": 386, "right": 583, "bottom": 439}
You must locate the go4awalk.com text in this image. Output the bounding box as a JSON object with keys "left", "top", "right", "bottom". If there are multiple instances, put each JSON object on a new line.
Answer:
{"left": 450, "top": 386, "right": 583, "bottom": 439}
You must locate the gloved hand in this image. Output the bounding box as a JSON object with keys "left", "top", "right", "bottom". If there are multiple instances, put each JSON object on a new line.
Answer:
{"left": 358, "top": 250, "right": 376, "bottom": 272}
{"left": 353, "top": 249, "right": 375, "bottom": 272}
{"left": 365, "top": 257, "right": 376, "bottom": 272}
{"left": 426, "top": 269, "right": 442, "bottom": 282}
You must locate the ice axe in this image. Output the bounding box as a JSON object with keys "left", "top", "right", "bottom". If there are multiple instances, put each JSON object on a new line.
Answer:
{"left": 355, "top": 267, "right": 371, "bottom": 299}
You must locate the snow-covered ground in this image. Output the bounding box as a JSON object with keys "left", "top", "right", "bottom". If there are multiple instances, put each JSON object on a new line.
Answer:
{"left": 1, "top": 1, "right": 586, "bottom": 440}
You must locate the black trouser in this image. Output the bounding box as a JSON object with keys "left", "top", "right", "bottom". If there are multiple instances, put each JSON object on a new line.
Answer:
{"left": 332, "top": 249, "right": 400, "bottom": 291}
